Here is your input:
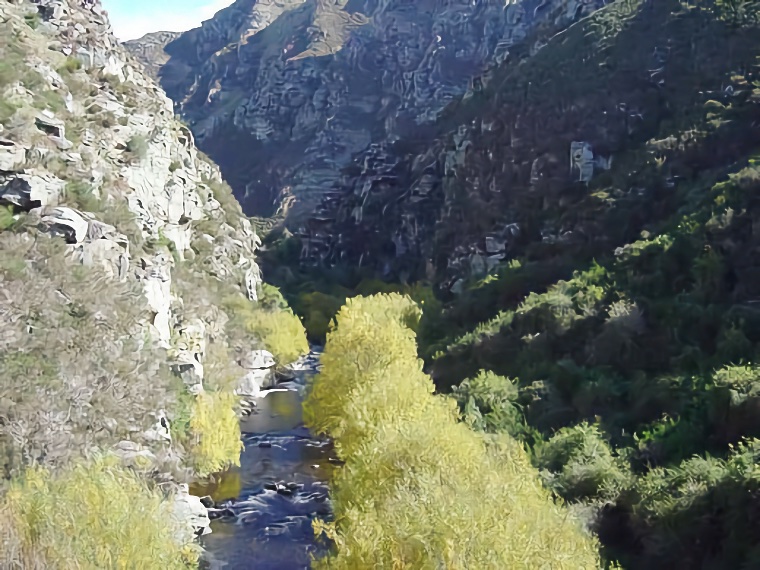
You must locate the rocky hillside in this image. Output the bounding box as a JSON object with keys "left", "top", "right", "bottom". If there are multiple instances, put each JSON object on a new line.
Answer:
{"left": 0, "top": 0, "right": 307, "bottom": 565}
{"left": 125, "top": 0, "right": 605, "bottom": 222}
{"left": 313, "top": 0, "right": 760, "bottom": 289}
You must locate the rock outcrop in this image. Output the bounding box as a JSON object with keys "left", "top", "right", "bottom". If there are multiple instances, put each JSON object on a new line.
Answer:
{"left": 125, "top": 0, "right": 606, "bottom": 222}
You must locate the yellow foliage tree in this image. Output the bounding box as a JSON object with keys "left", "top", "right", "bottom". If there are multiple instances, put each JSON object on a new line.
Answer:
{"left": 189, "top": 391, "right": 244, "bottom": 477}
{"left": 223, "top": 295, "right": 309, "bottom": 365}
{"left": 1, "top": 455, "right": 199, "bottom": 569}
{"left": 305, "top": 293, "right": 602, "bottom": 569}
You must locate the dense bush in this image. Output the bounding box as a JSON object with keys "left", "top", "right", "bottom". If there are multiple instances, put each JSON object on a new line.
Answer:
{"left": 613, "top": 439, "right": 760, "bottom": 569}
{"left": 187, "top": 391, "right": 243, "bottom": 477}
{"left": 452, "top": 370, "right": 528, "bottom": 437}
{"left": 293, "top": 291, "right": 345, "bottom": 341}
{"left": 534, "top": 423, "right": 632, "bottom": 502}
{"left": 223, "top": 295, "right": 309, "bottom": 364}
{"left": 305, "top": 294, "right": 603, "bottom": 568}
{"left": 1, "top": 454, "right": 199, "bottom": 569}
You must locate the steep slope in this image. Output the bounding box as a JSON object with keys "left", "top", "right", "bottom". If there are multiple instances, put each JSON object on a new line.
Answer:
{"left": 0, "top": 0, "right": 307, "bottom": 564}
{"left": 125, "top": 0, "right": 606, "bottom": 221}
{"left": 309, "top": 0, "right": 760, "bottom": 286}
{"left": 383, "top": 1, "right": 760, "bottom": 567}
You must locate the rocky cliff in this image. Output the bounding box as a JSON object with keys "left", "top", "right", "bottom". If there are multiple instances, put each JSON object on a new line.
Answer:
{"left": 123, "top": 30, "right": 182, "bottom": 81}
{"left": 313, "top": 0, "right": 760, "bottom": 290}
{"left": 125, "top": 0, "right": 605, "bottom": 223}
{"left": 0, "top": 0, "right": 307, "bottom": 560}
{"left": 119, "top": 0, "right": 760, "bottom": 568}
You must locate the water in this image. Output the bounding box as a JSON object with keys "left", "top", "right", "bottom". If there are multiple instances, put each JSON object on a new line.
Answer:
{"left": 192, "top": 352, "right": 336, "bottom": 570}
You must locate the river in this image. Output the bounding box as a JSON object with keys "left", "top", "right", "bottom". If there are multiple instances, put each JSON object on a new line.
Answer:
{"left": 192, "top": 351, "right": 336, "bottom": 569}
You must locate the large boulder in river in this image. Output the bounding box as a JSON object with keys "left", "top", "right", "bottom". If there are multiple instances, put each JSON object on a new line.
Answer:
{"left": 172, "top": 483, "right": 212, "bottom": 540}
{"left": 236, "top": 349, "right": 277, "bottom": 400}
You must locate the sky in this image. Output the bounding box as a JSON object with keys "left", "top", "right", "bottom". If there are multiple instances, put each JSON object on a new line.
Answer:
{"left": 101, "top": 0, "right": 235, "bottom": 41}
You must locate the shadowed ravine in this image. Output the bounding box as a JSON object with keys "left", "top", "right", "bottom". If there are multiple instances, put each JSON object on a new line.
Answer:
{"left": 192, "top": 352, "right": 336, "bottom": 569}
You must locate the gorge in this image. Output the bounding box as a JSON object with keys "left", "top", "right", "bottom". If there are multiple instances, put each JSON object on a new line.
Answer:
{"left": 1, "top": 0, "right": 760, "bottom": 568}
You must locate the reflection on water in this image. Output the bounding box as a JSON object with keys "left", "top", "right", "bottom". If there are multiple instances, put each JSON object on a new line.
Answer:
{"left": 193, "top": 388, "right": 336, "bottom": 570}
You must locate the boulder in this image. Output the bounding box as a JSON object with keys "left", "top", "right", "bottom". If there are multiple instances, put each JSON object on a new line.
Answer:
{"left": 112, "top": 440, "right": 157, "bottom": 469}
{"left": 142, "top": 410, "right": 171, "bottom": 443}
{"left": 34, "top": 206, "right": 89, "bottom": 243}
{"left": 236, "top": 349, "right": 276, "bottom": 399}
{"left": 0, "top": 138, "right": 26, "bottom": 172}
{"left": 172, "top": 483, "right": 211, "bottom": 539}
{"left": 0, "top": 173, "right": 65, "bottom": 209}
{"left": 34, "top": 111, "right": 71, "bottom": 149}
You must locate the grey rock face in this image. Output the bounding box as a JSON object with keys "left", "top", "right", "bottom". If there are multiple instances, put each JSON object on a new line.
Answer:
{"left": 0, "top": 172, "right": 65, "bottom": 209}
{"left": 126, "top": 0, "right": 606, "bottom": 223}
{"left": 123, "top": 31, "right": 182, "bottom": 81}
{"left": 172, "top": 483, "right": 212, "bottom": 539}
{"left": 0, "top": 138, "right": 27, "bottom": 172}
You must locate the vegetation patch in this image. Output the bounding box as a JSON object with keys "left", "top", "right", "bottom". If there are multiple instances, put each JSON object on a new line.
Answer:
{"left": 223, "top": 294, "right": 309, "bottom": 364}
{"left": 187, "top": 391, "right": 243, "bottom": 477}
{"left": 305, "top": 294, "right": 607, "bottom": 568}
{"left": 1, "top": 454, "right": 199, "bottom": 569}
{"left": 125, "top": 134, "right": 149, "bottom": 160}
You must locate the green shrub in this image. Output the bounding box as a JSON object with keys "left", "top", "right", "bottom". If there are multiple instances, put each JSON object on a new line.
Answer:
{"left": 708, "top": 364, "right": 760, "bottom": 444}
{"left": 58, "top": 56, "right": 82, "bottom": 75}
{"left": 23, "top": 13, "right": 40, "bottom": 29}
{"left": 258, "top": 282, "right": 290, "bottom": 311}
{"left": 203, "top": 176, "right": 243, "bottom": 221}
{"left": 2, "top": 454, "right": 199, "bottom": 569}
{"left": 621, "top": 439, "right": 760, "bottom": 568}
{"left": 305, "top": 294, "right": 602, "bottom": 568}
{"left": 125, "top": 135, "right": 149, "bottom": 160}
{"left": 0, "top": 206, "right": 16, "bottom": 231}
{"left": 534, "top": 422, "right": 631, "bottom": 502}
{"left": 713, "top": 0, "right": 760, "bottom": 26}
{"left": 294, "top": 291, "right": 345, "bottom": 341}
{"left": 63, "top": 181, "right": 101, "bottom": 212}
{"left": 452, "top": 370, "right": 527, "bottom": 436}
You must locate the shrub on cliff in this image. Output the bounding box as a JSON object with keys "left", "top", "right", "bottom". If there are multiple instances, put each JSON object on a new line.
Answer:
{"left": 187, "top": 391, "right": 243, "bottom": 477}
{"left": 223, "top": 295, "right": 309, "bottom": 365}
{"left": 0, "top": 232, "right": 180, "bottom": 479}
{"left": 305, "top": 293, "right": 603, "bottom": 569}
{"left": 0, "top": 454, "right": 199, "bottom": 569}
